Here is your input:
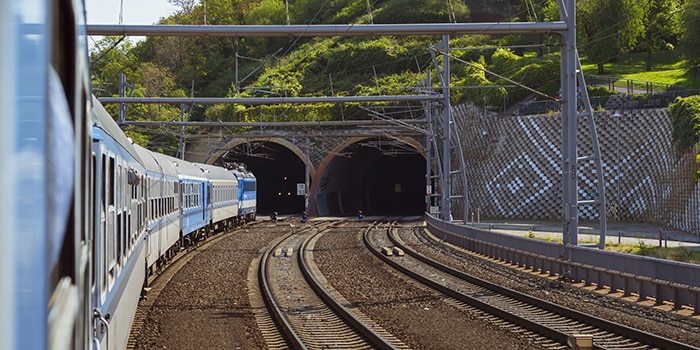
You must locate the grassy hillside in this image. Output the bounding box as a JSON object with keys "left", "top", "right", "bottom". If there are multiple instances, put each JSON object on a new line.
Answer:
{"left": 580, "top": 50, "right": 698, "bottom": 90}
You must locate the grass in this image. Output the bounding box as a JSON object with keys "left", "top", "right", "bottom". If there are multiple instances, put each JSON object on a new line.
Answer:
{"left": 524, "top": 232, "right": 700, "bottom": 264}
{"left": 579, "top": 50, "right": 700, "bottom": 90}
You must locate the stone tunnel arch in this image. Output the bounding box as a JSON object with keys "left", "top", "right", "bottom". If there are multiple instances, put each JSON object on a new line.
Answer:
{"left": 311, "top": 136, "right": 426, "bottom": 217}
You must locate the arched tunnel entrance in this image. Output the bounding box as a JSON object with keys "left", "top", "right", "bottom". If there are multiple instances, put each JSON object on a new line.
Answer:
{"left": 314, "top": 137, "right": 426, "bottom": 217}
{"left": 219, "top": 141, "right": 306, "bottom": 215}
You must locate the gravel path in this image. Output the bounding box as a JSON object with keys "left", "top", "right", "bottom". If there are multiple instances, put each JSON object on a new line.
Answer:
{"left": 131, "top": 223, "right": 289, "bottom": 349}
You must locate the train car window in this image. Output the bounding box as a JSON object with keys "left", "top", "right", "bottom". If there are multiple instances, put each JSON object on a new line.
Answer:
{"left": 116, "top": 211, "right": 122, "bottom": 269}
{"left": 117, "top": 164, "right": 122, "bottom": 210}
{"left": 126, "top": 213, "right": 131, "bottom": 256}
{"left": 100, "top": 154, "right": 107, "bottom": 300}
{"left": 189, "top": 183, "right": 193, "bottom": 208}
{"left": 116, "top": 165, "right": 122, "bottom": 270}
{"left": 108, "top": 157, "right": 116, "bottom": 289}
{"left": 109, "top": 156, "right": 115, "bottom": 206}
{"left": 91, "top": 154, "right": 97, "bottom": 292}
{"left": 180, "top": 183, "right": 187, "bottom": 208}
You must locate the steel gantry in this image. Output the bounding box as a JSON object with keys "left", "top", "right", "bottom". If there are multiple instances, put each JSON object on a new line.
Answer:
{"left": 89, "top": 0, "right": 607, "bottom": 262}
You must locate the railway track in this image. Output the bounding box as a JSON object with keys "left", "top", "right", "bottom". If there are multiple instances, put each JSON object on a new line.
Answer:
{"left": 364, "top": 221, "right": 698, "bottom": 350}
{"left": 257, "top": 219, "right": 408, "bottom": 350}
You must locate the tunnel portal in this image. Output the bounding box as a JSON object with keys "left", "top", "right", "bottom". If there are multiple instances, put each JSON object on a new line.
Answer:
{"left": 220, "top": 141, "right": 306, "bottom": 215}
{"left": 315, "top": 137, "right": 426, "bottom": 217}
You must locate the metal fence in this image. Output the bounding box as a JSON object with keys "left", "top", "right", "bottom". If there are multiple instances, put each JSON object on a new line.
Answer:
{"left": 515, "top": 76, "right": 700, "bottom": 115}
{"left": 425, "top": 214, "right": 700, "bottom": 314}
{"left": 585, "top": 74, "right": 686, "bottom": 96}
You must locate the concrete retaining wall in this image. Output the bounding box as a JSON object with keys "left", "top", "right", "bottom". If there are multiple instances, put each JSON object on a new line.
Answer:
{"left": 455, "top": 106, "right": 700, "bottom": 233}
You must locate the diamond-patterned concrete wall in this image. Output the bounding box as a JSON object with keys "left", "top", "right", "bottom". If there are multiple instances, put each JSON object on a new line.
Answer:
{"left": 455, "top": 106, "right": 700, "bottom": 232}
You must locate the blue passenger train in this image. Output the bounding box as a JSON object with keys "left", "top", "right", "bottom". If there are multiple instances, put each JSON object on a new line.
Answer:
{"left": 0, "top": 1, "right": 256, "bottom": 349}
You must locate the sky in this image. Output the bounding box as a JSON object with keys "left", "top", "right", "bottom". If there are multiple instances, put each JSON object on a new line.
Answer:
{"left": 85, "top": 0, "right": 177, "bottom": 44}
{"left": 85, "top": 0, "right": 176, "bottom": 25}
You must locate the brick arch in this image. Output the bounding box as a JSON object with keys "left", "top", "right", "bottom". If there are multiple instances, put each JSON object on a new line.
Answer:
{"left": 309, "top": 135, "right": 426, "bottom": 216}
{"left": 205, "top": 137, "right": 316, "bottom": 178}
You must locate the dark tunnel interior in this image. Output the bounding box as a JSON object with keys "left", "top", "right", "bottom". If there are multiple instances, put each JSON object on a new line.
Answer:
{"left": 219, "top": 138, "right": 426, "bottom": 217}
{"left": 316, "top": 139, "right": 426, "bottom": 217}
{"left": 220, "top": 142, "right": 306, "bottom": 215}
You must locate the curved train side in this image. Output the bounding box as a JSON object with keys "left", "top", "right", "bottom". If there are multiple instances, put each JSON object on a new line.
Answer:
{"left": 1, "top": 1, "right": 256, "bottom": 349}
{"left": 90, "top": 98, "right": 257, "bottom": 350}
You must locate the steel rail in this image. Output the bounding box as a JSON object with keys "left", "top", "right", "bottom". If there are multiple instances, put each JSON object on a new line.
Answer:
{"left": 298, "top": 222, "right": 401, "bottom": 350}
{"left": 388, "top": 225, "right": 698, "bottom": 350}
{"left": 259, "top": 231, "right": 307, "bottom": 350}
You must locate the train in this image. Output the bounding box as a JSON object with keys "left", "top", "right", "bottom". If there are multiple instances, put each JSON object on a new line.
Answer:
{"left": 1, "top": 1, "right": 256, "bottom": 349}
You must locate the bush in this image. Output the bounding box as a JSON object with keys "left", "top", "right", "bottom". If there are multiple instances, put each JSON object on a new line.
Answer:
{"left": 504, "top": 60, "right": 559, "bottom": 103}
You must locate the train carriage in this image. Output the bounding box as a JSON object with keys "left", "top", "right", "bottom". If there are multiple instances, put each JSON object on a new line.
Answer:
{"left": 169, "top": 157, "right": 212, "bottom": 244}
{"left": 196, "top": 162, "right": 240, "bottom": 229}
{"left": 2, "top": 0, "right": 94, "bottom": 349}
{"left": 231, "top": 165, "right": 257, "bottom": 222}
{"left": 1, "top": 1, "right": 258, "bottom": 349}
{"left": 91, "top": 98, "right": 149, "bottom": 350}
{"left": 133, "top": 145, "right": 180, "bottom": 273}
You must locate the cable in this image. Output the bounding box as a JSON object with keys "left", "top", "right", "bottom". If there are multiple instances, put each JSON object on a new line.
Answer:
{"left": 444, "top": 50, "right": 559, "bottom": 101}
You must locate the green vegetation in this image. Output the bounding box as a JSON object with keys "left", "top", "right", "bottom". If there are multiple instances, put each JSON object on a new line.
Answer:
{"left": 88, "top": 0, "right": 700, "bottom": 155}
{"left": 668, "top": 96, "right": 700, "bottom": 181}
{"left": 523, "top": 233, "right": 700, "bottom": 264}
{"left": 605, "top": 241, "right": 700, "bottom": 264}
{"left": 580, "top": 50, "right": 694, "bottom": 89}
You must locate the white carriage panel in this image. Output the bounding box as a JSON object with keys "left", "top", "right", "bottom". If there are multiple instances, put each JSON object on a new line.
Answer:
{"left": 96, "top": 241, "right": 146, "bottom": 350}
{"left": 212, "top": 204, "right": 237, "bottom": 223}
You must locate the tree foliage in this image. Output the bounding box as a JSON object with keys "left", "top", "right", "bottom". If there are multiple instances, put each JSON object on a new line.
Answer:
{"left": 452, "top": 59, "right": 507, "bottom": 108}
{"left": 669, "top": 96, "right": 700, "bottom": 158}
{"left": 373, "top": 0, "right": 470, "bottom": 23}
{"left": 680, "top": 0, "right": 700, "bottom": 72}
{"left": 576, "top": 0, "right": 645, "bottom": 74}
{"left": 639, "top": 0, "right": 682, "bottom": 71}
{"left": 668, "top": 96, "right": 700, "bottom": 181}
{"left": 88, "top": 0, "right": 698, "bottom": 154}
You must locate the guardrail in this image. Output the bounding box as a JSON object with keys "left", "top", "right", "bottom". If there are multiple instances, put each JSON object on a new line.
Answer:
{"left": 425, "top": 214, "right": 700, "bottom": 314}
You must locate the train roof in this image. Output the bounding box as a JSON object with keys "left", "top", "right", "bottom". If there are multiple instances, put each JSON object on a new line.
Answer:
{"left": 91, "top": 96, "right": 143, "bottom": 163}
{"left": 158, "top": 153, "right": 207, "bottom": 181}
{"left": 194, "top": 162, "right": 237, "bottom": 182}
{"left": 231, "top": 165, "right": 256, "bottom": 180}
{"left": 133, "top": 144, "right": 178, "bottom": 178}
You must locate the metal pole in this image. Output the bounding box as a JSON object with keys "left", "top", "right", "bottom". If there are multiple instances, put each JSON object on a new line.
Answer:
{"left": 614, "top": 112, "right": 621, "bottom": 221}
{"left": 425, "top": 73, "right": 432, "bottom": 215}
{"left": 441, "top": 35, "right": 451, "bottom": 222}
{"left": 178, "top": 104, "right": 186, "bottom": 159}
{"left": 305, "top": 138, "right": 310, "bottom": 214}
{"left": 559, "top": 0, "right": 578, "bottom": 262}
{"left": 87, "top": 22, "right": 569, "bottom": 37}
{"left": 98, "top": 95, "right": 443, "bottom": 105}
{"left": 118, "top": 73, "right": 126, "bottom": 125}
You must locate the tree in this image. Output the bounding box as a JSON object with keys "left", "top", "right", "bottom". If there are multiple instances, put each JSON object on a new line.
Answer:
{"left": 639, "top": 0, "right": 682, "bottom": 71}
{"left": 668, "top": 96, "right": 700, "bottom": 181}
{"left": 575, "top": 0, "right": 645, "bottom": 74}
{"left": 680, "top": 0, "right": 700, "bottom": 72}
{"left": 374, "top": 0, "right": 470, "bottom": 23}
